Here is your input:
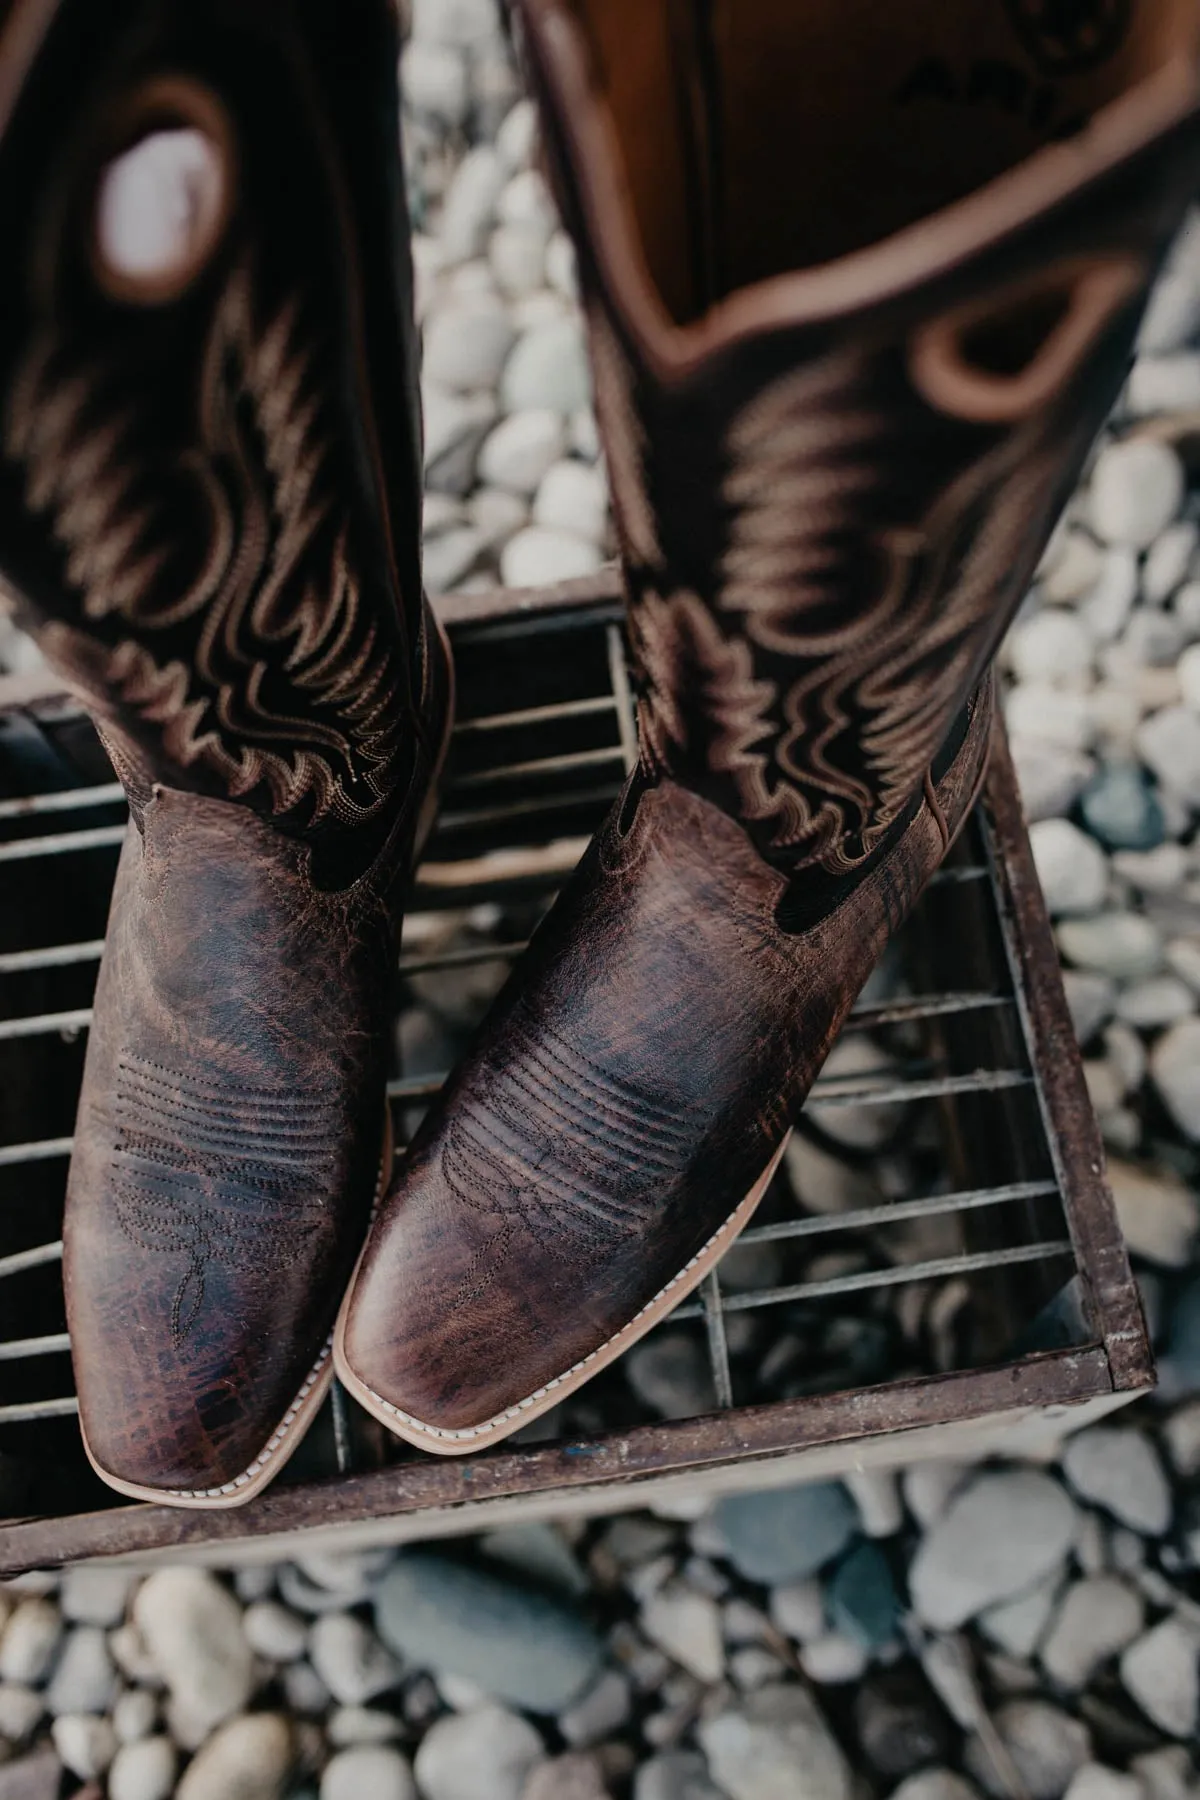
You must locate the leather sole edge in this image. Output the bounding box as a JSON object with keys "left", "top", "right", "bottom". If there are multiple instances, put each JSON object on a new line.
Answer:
{"left": 80, "top": 1113, "right": 394, "bottom": 1510}
{"left": 333, "top": 1131, "right": 790, "bottom": 1457}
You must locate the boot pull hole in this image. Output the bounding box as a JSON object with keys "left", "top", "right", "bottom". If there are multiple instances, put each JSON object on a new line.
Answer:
{"left": 909, "top": 255, "right": 1144, "bottom": 423}
{"left": 92, "top": 77, "right": 235, "bottom": 305}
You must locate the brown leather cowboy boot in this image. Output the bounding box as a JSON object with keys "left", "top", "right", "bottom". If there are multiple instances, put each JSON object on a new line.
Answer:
{"left": 0, "top": 0, "right": 450, "bottom": 1504}
{"left": 337, "top": 0, "right": 1200, "bottom": 1454}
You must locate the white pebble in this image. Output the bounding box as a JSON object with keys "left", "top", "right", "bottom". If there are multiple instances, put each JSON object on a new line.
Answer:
{"left": 1166, "top": 936, "right": 1200, "bottom": 993}
{"left": 1126, "top": 354, "right": 1200, "bottom": 417}
{"left": 1081, "top": 549, "right": 1138, "bottom": 641}
{"left": 1043, "top": 530, "right": 1103, "bottom": 603}
{"left": 641, "top": 1581, "right": 723, "bottom": 1683}
{"left": 1121, "top": 607, "right": 1185, "bottom": 666}
{"left": 411, "top": 0, "right": 500, "bottom": 45}
{"left": 1029, "top": 819, "right": 1109, "bottom": 915}
{"left": 132, "top": 1569, "right": 252, "bottom": 1750}
{"left": 844, "top": 1469, "right": 903, "bottom": 1539}
{"left": 45, "top": 1624, "right": 116, "bottom": 1715}
{"left": 1151, "top": 1017, "right": 1200, "bottom": 1140}
{"left": 176, "top": 1713, "right": 294, "bottom": 1800}
{"left": 467, "top": 486, "right": 527, "bottom": 548}
{"left": 533, "top": 459, "right": 608, "bottom": 543}
{"left": 769, "top": 1578, "right": 826, "bottom": 1644}
{"left": 1005, "top": 684, "right": 1093, "bottom": 750}
{"left": 478, "top": 409, "right": 567, "bottom": 494}
{"left": 1012, "top": 744, "right": 1095, "bottom": 822}
{"left": 0, "top": 1683, "right": 43, "bottom": 1741}
{"left": 328, "top": 1707, "right": 404, "bottom": 1747}
{"left": 1040, "top": 1577, "right": 1144, "bottom": 1689}
{"left": 1063, "top": 1427, "right": 1172, "bottom": 1534}
{"left": 1144, "top": 521, "right": 1199, "bottom": 604}
{"left": 423, "top": 296, "right": 514, "bottom": 391}
{"left": 422, "top": 525, "right": 484, "bottom": 596}
{"left": 1085, "top": 681, "right": 1143, "bottom": 751}
{"left": 1121, "top": 1616, "right": 1200, "bottom": 1738}
{"left": 1057, "top": 912, "right": 1162, "bottom": 982}
{"left": 51, "top": 1712, "right": 117, "bottom": 1780}
{"left": 501, "top": 525, "right": 602, "bottom": 587}
{"left": 799, "top": 1632, "right": 870, "bottom": 1684}
{"left": 1139, "top": 213, "right": 1200, "bottom": 351}
{"left": 1063, "top": 1766, "right": 1144, "bottom": 1800}
{"left": 496, "top": 99, "right": 538, "bottom": 172}
{"left": 496, "top": 169, "right": 557, "bottom": 238}
{"left": 489, "top": 224, "right": 546, "bottom": 296}
{"left": 414, "top": 1704, "right": 544, "bottom": 1800}
{"left": 113, "top": 1687, "right": 158, "bottom": 1743}
{"left": 1137, "top": 704, "right": 1200, "bottom": 804}
{"left": 1178, "top": 642, "right": 1200, "bottom": 710}
{"left": 108, "top": 1735, "right": 177, "bottom": 1800}
{"left": 1090, "top": 439, "right": 1185, "bottom": 548}
{"left": 1112, "top": 843, "right": 1189, "bottom": 891}
{"left": 501, "top": 316, "right": 591, "bottom": 414}
{"left": 60, "top": 1566, "right": 135, "bottom": 1628}
{"left": 1107, "top": 1157, "right": 1199, "bottom": 1266}
{"left": 401, "top": 42, "right": 469, "bottom": 129}
{"left": 243, "top": 1601, "right": 308, "bottom": 1665}
{"left": 309, "top": 1613, "right": 402, "bottom": 1708}
{"left": 546, "top": 232, "right": 578, "bottom": 300}
{"left": 1174, "top": 579, "right": 1200, "bottom": 639}
{"left": 0, "top": 1599, "right": 61, "bottom": 1684}
{"left": 439, "top": 147, "right": 505, "bottom": 264}
{"left": 1115, "top": 975, "right": 1195, "bottom": 1029}
{"left": 1007, "top": 611, "right": 1094, "bottom": 690}
{"left": 320, "top": 1744, "right": 417, "bottom": 1800}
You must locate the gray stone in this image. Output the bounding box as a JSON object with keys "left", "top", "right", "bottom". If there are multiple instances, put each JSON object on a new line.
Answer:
{"left": 132, "top": 1569, "right": 253, "bottom": 1749}
{"left": 0, "top": 1600, "right": 61, "bottom": 1685}
{"left": 1080, "top": 761, "right": 1165, "bottom": 850}
{"left": 1040, "top": 1576, "right": 1145, "bottom": 1688}
{"left": 479, "top": 1525, "right": 588, "bottom": 1599}
{"left": 826, "top": 1542, "right": 899, "bottom": 1649}
{"left": 1129, "top": 1746, "right": 1196, "bottom": 1800}
{"left": 422, "top": 387, "right": 496, "bottom": 495}
{"left": 1114, "top": 975, "right": 1195, "bottom": 1029}
{"left": 280, "top": 1660, "right": 330, "bottom": 1716}
{"left": 713, "top": 1481, "right": 858, "bottom": 1584}
{"left": 1090, "top": 439, "right": 1185, "bottom": 548}
{"left": 698, "top": 1683, "right": 852, "bottom": 1800}
{"left": 0, "top": 1687, "right": 42, "bottom": 1743}
{"left": 522, "top": 1753, "right": 611, "bottom": 1800}
{"left": 909, "top": 1470, "right": 1077, "bottom": 1629}
{"left": 558, "top": 1669, "right": 632, "bottom": 1747}
{"left": 319, "top": 1746, "right": 416, "bottom": 1800}
{"left": 1030, "top": 819, "right": 1109, "bottom": 915}
{"left": 413, "top": 1705, "right": 544, "bottom": 1800}
{"left": 108, "top": 1737, "right": 177, "bottom": 1800}
{"left": 768, "top": 1578, "right": 826, "bottom": 1644}
{"left": 421, "top": 524, "right": 485, "bottom": 596}
{"left": 1160, "top": 1278, "right": 1200, "bottom": 1399}
{"left": 59, "top": 1566, "right": 135, "bottom": 1628}
{"left": 1015, "top": 743, "right": 1095, "bottom": 823}
{"left": 1057, "top": 912, "right": 1162, "bottom": 982}
{"left": 175, "top": 1713, "right": 294, "bottom": 1800}
{"left": 1063, "top": 971, "right": 1117, "bottom": 1044}
{"left": 0, "top": 1748, "right": 61, "bottom": 1800}
{"left": 501, "top": 317, "right": 590, "bottom": 414}
{"left": 1138, "top": 707, "right": 1200, "bottom": 807}
{"left": 979, "top": 1582, "right": 1058, "bottom": 1659}
{"left": 641, "top": 1582, "right": 723, "bottom": 1683}
{"left": 634, "top": 1751, "right": 725, "bottom": 1800}
{"left": 44, "top": 1625, "right": 116, "bottom": 1715}
{"left": 478, "top": 410, "right": 567, "bottom": 495}
{"left": 964, "top": 1701, "right": 1091, "bottom": 1800}
{"left": 1063, "top": 1767, "right": 1144, "bottom": 1800}
{"left": 888, "top": 1775, "right": 981, "bottom": 1800}
{"left": 1145, "top": 521, "right": 1200, "bottom": 603}
{"left": 376, "top": 1551, "right": 603, "bottom": 1713}
{"left": 50, "top": 1713, "right": 116, "bottom": 1781}
{"left": 853, "top": 1671, "right": 951, "bottom": 1779}
{"left": 625, "top": 1333, "right": 717, "bottom": 1420}
{"left": 1062, "top": 1427, "right": 1172, "bottom": 1534}
{"left": 309, "top": 1613, "right": 401, "bottom": 1708}
{"left": 1107, "top": 1158, "right": 1198, "bottom": 1266}
{"left": 243, "top": 1601, "right": 308, "bottom": 1664}
{"left": 1151, "top": 1018, "right": 1200, "bottom": 1140}
{"left": 1120, "top": 1616, "right": 1200, "bottom": 1738}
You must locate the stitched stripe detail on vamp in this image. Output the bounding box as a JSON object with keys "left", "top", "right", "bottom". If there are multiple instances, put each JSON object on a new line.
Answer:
{"left": 111, "top": 1052, "right": 334, "bottom": 1346}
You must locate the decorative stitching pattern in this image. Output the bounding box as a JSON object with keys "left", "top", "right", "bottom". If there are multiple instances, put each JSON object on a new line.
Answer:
{"left": 439, "top": 1005, "right": 701, "bottom": 1315}
{"left": 5, "top": 258, "right": 409, "bottom": 829}
{"left": 111, "top": 1052, "right": 333, "bottom": 1347}
{"left": 591, "top": 262, "right": 1137, "bottom": 876}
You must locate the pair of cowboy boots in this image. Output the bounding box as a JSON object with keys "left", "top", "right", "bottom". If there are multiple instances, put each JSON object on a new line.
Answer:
{"left": 2, "top": 0, "right": 1198, "bottom": 1505}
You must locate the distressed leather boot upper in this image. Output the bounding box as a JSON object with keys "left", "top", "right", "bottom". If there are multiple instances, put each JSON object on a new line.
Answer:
{"left": 337, "top": 0, "right": 1200, "bottom": 1453}
{"left": 0, "top": 0, "right": 449, "bottom": 1503}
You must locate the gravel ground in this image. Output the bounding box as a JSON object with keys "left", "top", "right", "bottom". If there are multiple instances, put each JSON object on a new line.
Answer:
{"left": 2, "top": 7, "right": 1200, "bottom": 1799}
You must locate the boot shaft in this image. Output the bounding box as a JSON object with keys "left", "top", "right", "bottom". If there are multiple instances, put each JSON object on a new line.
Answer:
{"left": 0, "top": 0, "right": 433, "bottom": 877}
{"left": 516, "top": 0, "right": 1200, "bottom": 876}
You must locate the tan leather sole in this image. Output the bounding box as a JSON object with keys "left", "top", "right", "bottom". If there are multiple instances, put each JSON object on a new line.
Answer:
{"left": 333, "top": 1132, "right": 790, "bottom": 1457}
{"left": 81, "top": 1113, "right": 394, "bottom": 1510}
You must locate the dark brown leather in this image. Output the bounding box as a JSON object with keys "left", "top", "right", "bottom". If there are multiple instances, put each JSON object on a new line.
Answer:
{"left": 338, "top": 4, "right": 1200, "bottom": 1450}
{"left": 0, "top": 0, "right": 447, "bottom": 1499}
{"left": 341, "top": 685, "right": 990, "bottom": 1442}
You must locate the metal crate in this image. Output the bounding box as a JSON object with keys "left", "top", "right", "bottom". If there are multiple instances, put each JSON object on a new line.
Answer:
{"left": 0, "top": 572, "right": 1149, "bottom": 1573}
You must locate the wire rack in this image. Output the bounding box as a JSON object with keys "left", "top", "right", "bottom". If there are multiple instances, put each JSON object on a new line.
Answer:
{"left": 0, "top": 573, "right": 1149, "bottom": 1569}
